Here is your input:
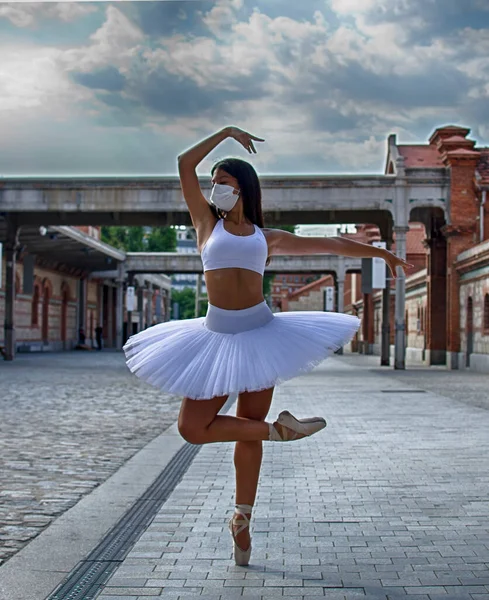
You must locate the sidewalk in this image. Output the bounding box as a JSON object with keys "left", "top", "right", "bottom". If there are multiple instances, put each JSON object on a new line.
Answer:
{"left": 96, "top": 357, "right": 489, "bottom": 599}
{"left": 3, "top": 355, "right": 489, "bottom": 599}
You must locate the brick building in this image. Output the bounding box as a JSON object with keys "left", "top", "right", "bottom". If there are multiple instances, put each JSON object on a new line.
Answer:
{"left": 0, "top": 226, "right": 171, "bottom": 353}
{"left": 340, "top": 126, "right": 488, "bottom": 372}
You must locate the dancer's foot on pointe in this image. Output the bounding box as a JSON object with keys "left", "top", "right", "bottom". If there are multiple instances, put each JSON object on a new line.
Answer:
{"left": 269, "top": 410, "right": 327, "bottom": 441}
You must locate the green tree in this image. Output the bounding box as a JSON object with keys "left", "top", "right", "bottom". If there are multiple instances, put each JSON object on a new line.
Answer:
{"left": 127, "top": 227, "right": 145, "bottom": 252}
{"left": 147, "top": 227, "right": 177, "bottom": 252}
{"left": 171, "top": 288, "right": 208, "bottom": 319}
{"left": 101, "top": 226, "right": 177, "bottom": 252}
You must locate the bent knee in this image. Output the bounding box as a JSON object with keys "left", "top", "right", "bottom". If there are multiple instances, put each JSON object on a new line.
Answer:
{"left": 178, "top": 418, "right": 206, "bottom": 445}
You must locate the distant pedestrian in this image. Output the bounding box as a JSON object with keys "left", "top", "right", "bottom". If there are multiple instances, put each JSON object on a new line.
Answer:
{"left": 95, "top": 325, "right": 103, "bottom": 351}
{"left": 123, "top": 126, "right": 413, "bottom": 566}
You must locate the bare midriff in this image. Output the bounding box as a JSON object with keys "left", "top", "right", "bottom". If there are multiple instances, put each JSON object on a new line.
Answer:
{"left": 204, "top": 269, "right": 265, "bottom": 310}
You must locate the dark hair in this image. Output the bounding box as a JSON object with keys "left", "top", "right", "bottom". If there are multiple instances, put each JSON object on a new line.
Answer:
{"left": 210, "top": 157, "right": 265, "bottom": 228}
{"left": 210, "top": 157, "right": 270, "bottom": 266}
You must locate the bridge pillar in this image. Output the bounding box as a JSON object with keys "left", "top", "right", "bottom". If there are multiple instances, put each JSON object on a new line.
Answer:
{"left": 126, "top": 272, "right": 134, "bottom": 341}
{"left": 335, "top": 257, "right": 346, "bottom": 355}
{"left": 394, "top": 226, "right": 409, "bottom": 369}
{"left": 361, "top": 293, "right": 375, "bottom": 354}
{"left": 138, "top": 287, "right": 144, "bottom": 331}
{"left": 194, "top": 274, "right": 202, "bottom": 318}
{"left": 381, "top": 284, "right": 391, "bottom": 366}
{"left": 3, "top": 220, "right": 20, "bottom": 361}
{"left": 77, "top": 278, "right": 87, "bottom": 344}
{"left": 115, "top": 263, "right": 125, "bottom": 349}
{"left": 164, "top": 290, "right": 171, "bottom": 322}
{"left": 381, "top": 238, "right": 392, "bottom": 366}
{"left": 146, "top": 282, "right": 153, "bottom": 327}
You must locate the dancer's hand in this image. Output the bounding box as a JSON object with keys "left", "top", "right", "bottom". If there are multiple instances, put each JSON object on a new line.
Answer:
{"left": 226, "top": 126, "right": 265, "bottom": 154}
{"left": 383, "top": 250, "right": 414, "bottom": 279}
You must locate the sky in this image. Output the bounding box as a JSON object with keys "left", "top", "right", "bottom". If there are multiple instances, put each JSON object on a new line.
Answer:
{"left": 1, "top": 0, "right": 489, "bottom": 176}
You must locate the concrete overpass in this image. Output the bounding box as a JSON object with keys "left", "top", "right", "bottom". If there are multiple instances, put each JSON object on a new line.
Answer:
{"left": 0, "top": 164, "right": 451, "bottom": 369}
{"left": 0, "top": 171, "right": 448, "bottom": 231}
{"left": 121, "top": 252, "right": 361, "bottom": 276}
{"left": 96, "top": 252, "right": 361, "bottom": 322}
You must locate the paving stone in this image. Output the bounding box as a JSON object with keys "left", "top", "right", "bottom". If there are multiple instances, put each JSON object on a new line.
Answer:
{"left": 0, "top": 352, "right": 181, "bottom": 565}
{"left": 3, "top": 354, "right": 489, "bottom": 596}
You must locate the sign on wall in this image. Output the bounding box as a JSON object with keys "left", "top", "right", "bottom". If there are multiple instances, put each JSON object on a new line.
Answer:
{"left": 372, "top": 241, "right": 387, "bottom": 289}
{"left": 324, "top": 286, "right": 335, "bottom": 311}
{"left": 126, "top": 286, "right": 135, "bottom": 311}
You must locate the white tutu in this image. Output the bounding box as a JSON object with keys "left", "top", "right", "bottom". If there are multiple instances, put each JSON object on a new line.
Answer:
{"left": 123, "top": 300, "right": 361, "bottom": 400}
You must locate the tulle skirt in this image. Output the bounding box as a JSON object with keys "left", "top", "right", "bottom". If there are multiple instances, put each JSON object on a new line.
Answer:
{"left": 123, "top": 300, "right": 361, "bottom": 400}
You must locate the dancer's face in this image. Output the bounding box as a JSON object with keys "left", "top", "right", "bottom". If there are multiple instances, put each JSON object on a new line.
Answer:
{"left": 211, "top": 168, "right": 240, "bottom": 195}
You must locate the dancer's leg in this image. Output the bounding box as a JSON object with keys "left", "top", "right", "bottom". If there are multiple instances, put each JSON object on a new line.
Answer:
{"left": 231, "top": 387, "right": 274, "bottom": 551}
{"left": 178, "top": 394, "right": 270, "bottom": 444}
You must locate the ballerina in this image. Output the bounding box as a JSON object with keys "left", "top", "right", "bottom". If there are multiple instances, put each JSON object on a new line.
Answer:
{"left": 123, "top": 126, "right": 412, "bottom": 566}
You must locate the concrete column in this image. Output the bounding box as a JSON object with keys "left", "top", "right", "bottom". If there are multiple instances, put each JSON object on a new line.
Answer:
{"left": 98, "top": 284, "right": 104, "bottom": 332}
{"left": 106, "top": 285, "right": 114, "bottom": 347}
{"left": 361, "top": 293, "right": 375, "bottom": 354}
{"left": 194, "top": 273, "right": 202, "bottom": 318}
{"left": 165, "top": 291, "right": 171, "bottom": 322}
{"left": 138, "top": 288, "right": 144, "bottom": 331}
{"left": 381, "top": 284, "right": 391, "bottom": 366}
{"left": 3, "top": 221, "right": 20, "bottom": 361}
{"left": 115, "top": 263, "right": 125, "bottom": 349}
{"left": 146, "top": 283, "right": 153, "bottom": 326}
{"left": 77, "top": 279, "right": 87, "bottom": 343}
{"left": 154, "top": 288, "right": 162, "bottom": 323}
{"left": 336, "top": 256, "right": 346, "bottom": 313}
{"left": 381, "top": 239, "right": 392, "bottom": 366}
{"left": 126, "top": 272, "right": 134, "bottom": 340}
{"left": 335, "top": 257, "right": 346, "bottom": 355}
{"left": 394, "top": 226, "right": 409, "bottom": 369}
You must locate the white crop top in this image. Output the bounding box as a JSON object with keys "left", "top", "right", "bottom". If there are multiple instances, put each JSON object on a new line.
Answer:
{"left": 201, "top": 219, "right": 268, "bottom": 275}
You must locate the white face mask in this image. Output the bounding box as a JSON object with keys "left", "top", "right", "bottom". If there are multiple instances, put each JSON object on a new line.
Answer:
{"left": 209, "top": 183, "right": 239, "bottom": 212}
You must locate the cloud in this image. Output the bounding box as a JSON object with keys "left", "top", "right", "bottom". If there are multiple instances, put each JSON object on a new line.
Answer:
{"left": 202, "top": 0, "right": 244, "bottom": 37}
{"left": 60, "top": 5, "right": 145, "bottom": 73}
{"left": 0, "top": 44, "right": 92, "bottom": 115}
{"left": 2, "top": 0, "right": 489, "bottom": 175}
{"left": 0, "top": 3, "right": 97, "bottom": 28}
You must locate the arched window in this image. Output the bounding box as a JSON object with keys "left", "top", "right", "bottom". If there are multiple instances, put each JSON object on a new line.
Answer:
{"left": 484, "top": 294, "right": 489, "bottom": 334}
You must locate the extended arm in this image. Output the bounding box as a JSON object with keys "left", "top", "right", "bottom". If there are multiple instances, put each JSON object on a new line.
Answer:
{"left": 265, "top": 229, "right": 413, "bottom": 278}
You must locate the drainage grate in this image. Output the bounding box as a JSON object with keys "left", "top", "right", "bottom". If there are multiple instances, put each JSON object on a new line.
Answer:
{"left": 47, "top": 392, "right": 238, "bottom": 600}
{"left": 47, "top": 441, "right": 201, "bottom": 600}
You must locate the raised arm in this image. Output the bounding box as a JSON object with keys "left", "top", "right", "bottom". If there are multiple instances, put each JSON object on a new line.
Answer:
{"left": 177, "top": 128, "right": 230, "bottom": 228}
{"left": 265, "top": 229, "right": 413, "bottom": 278}
{"left": 177, "top": 126, "right": 265, "bottom": 229}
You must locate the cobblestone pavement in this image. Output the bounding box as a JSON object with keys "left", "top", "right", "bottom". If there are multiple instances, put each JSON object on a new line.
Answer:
{"left": 90, "top": 355, "right": 489, "bottom": 600}
{"left": 342, "top": 353, "right": 489, "bottom": 412}
{"left": 0, "top": 352, "right": 182, "bottom": 566}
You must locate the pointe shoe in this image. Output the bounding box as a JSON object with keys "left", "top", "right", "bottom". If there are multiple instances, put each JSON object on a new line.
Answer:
{"left": 269, "top": 410, "right": 327, "bottom": 441}
{"left": 228, "top": 503, "right": 252, "bottom": 566}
